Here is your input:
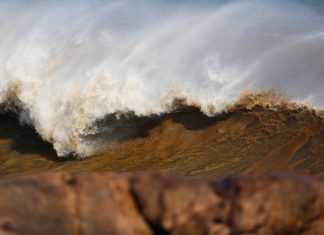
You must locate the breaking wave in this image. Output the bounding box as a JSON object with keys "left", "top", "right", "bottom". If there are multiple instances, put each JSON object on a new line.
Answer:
{"left": 0, "top": 0, "right": 324, "bottom": 157}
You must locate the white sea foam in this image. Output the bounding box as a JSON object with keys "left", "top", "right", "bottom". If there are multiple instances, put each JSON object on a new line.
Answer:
{"left": 0, "top": 0, "right": 323, "bottom": 156}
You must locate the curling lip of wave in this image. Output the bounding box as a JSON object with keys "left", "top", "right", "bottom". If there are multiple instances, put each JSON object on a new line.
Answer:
{"left": 0, "top": 0, "right": 324, "bottom": 157}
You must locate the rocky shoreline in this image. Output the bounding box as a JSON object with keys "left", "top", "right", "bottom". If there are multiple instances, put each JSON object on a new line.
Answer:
{"left": 0, "top": 172, "right": 323, "bottom": 235}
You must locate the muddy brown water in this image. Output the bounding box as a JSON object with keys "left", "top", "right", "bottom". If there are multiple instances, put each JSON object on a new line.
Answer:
{"left": 0, "top": 106, "right": 323, "bottom": 179}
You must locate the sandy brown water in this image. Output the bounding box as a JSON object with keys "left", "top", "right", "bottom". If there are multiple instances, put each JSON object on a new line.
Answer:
{"left": 0, "top": 98, "right": 323, "bottom": 179}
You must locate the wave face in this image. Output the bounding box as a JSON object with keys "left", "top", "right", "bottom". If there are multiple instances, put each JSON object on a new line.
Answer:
{"left": 0, "top": 0, "right": 324, "bottom": 157}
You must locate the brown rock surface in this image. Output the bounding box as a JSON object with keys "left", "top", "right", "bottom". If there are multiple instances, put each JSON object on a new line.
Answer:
{"left": 0, "top": 172, "right": 323, "bottom": 235}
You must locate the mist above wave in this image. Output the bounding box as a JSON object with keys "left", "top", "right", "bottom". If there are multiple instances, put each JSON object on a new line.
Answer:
{"left": 0, "top": 0, "right": 323, "bottom": 157}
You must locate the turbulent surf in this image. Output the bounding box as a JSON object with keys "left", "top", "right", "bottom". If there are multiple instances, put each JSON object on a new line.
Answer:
{"left": 0, "top": 0, "right": 324, "bottom": 157}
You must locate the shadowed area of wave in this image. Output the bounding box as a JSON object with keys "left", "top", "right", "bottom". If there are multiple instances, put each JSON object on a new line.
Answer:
{"left": 0, "top": 113, "right": 65, "bottom": 161}
{"left": 81, "top": 107, "right": 230, "bottom": 147}
{"left": 0, "top": 107, "right": 230, "bottom": 159}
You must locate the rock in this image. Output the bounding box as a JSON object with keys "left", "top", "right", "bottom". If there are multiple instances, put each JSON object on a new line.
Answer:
{"left": 76, "top": 173, "right": 152, "bottom": 235}
{"left": 0, "top": 174, "right": 77, "bottom": 235}
{"left": 0, "top": 172, "right": 323, "bottom": 235}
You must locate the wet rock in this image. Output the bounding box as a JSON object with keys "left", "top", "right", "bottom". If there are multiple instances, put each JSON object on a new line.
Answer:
{"left": 0, "top": 172, "right": 323, "bottom": 235}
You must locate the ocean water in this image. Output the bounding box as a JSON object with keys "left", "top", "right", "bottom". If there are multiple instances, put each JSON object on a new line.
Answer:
{"left": 0, "top": 0, "right": 323, "bottom": 156}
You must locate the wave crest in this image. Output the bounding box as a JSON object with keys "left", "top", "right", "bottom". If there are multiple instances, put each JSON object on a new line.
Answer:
{"left": 0, "top": 0, "right": 324, "bottom": 156}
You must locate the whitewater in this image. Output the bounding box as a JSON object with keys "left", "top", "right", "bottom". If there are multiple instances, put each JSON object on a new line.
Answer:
{"left": 0, "top": 0, "right": 324, "bottom": 157}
